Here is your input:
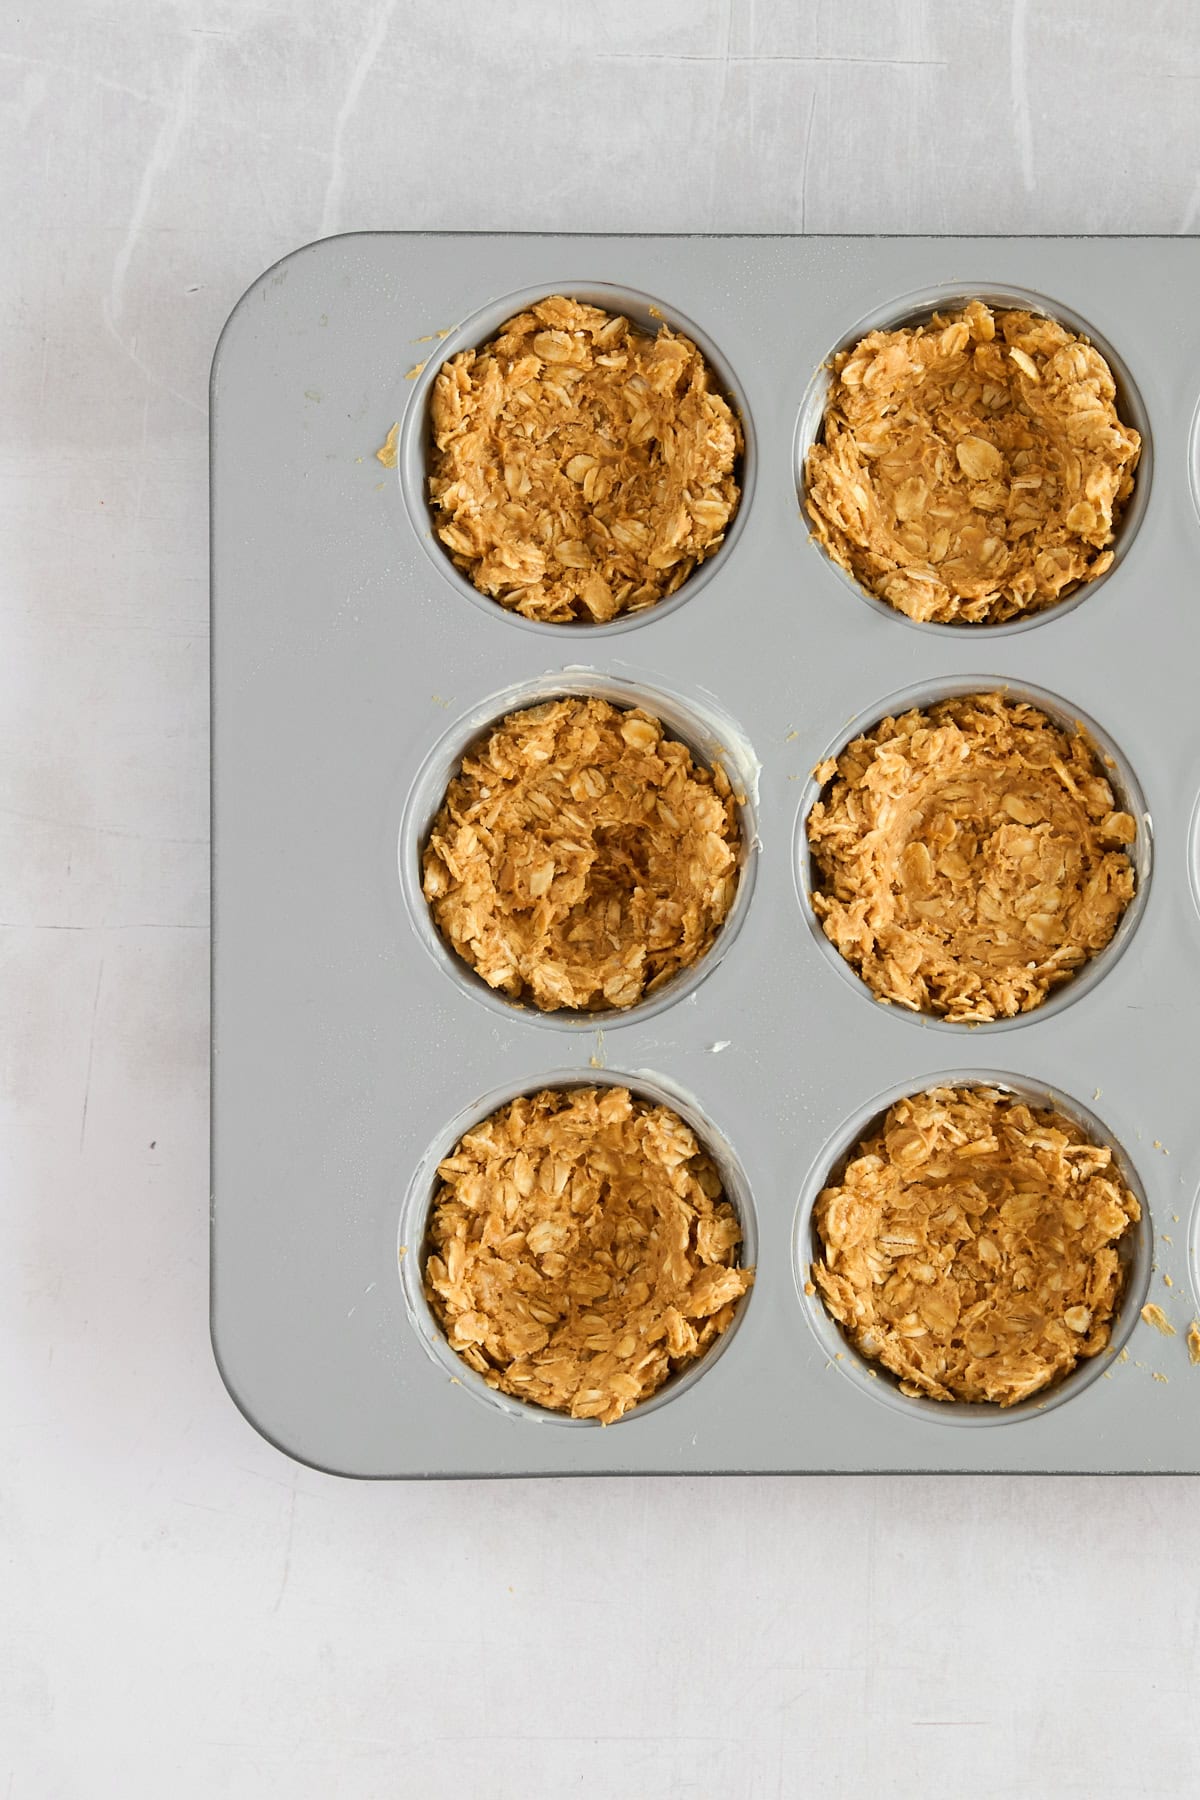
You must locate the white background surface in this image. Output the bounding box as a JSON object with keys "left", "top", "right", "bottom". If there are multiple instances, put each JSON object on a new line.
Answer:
{"left": 5, "top": 3, "right": 1200, "bottom": 1795}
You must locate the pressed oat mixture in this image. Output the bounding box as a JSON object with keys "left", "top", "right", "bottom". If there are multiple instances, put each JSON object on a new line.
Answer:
{"left": 806, "top": 692, "right": 1137, "bottom": 1022}
{"left": 428, "top": 295, "right": 743, "bottom": 622}
{"left": 423, "top": 697, "right": 742, "bottom": 1012}
{"left": 424, "top": 1086, "right": 753, "bottom": 1421}
{"left": 812, "top": 1084, "right": 1140, "bottom": 1405}
{"left": 804, "top": 300, "right": 1141, "bottom": 625}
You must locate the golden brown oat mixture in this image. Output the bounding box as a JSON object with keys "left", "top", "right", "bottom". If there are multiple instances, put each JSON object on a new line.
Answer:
{"left": 424, "top": 1085, "right": 753, "bottom": 1422}
{"left": 806, "top": 692, "right": 1137, "bottom": 1022}
{"left": 812, "top": 1084, "right": 1140, "bottom": 1405}
{"left": 423, "top": 697, "right": 741, "bottom": 1012}
{"left": 804, "top": 300, "right": 1141, "bottom": 625}
{"left": 428, "top": 296, "right": 742, "bottom": 622}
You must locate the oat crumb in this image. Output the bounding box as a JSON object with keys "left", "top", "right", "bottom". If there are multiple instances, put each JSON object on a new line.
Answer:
{"left": 405, "top": 361, "right": 427, "bottom": 380}
{"left": 375, "top": 422, "right": 400, "bottom": 467}
{"left": 1188, "top": 1322, "right": 1200, "bottom": 1366}
{"left": 1141, "top": 1303, "right": 1175, "bottom": 1337}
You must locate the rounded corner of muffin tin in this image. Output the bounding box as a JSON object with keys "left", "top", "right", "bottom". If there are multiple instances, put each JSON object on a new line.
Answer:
{"left": 397, "top": 669, "right": 762, "bottom": 1032}
{"left": 397, "top": 1064, "right": 759, "bottom": 1428}
{"left": 792, "top": 278, "right": 1153, "bottom": 638}
{"left": 791, "top": 672, "right": 1153, "bottom": 1036}
{"left": 395, "top": 279, "right": 757, "bottom": 638}
{"left": 791, "top": 1067, "right": 1154, "bottom": 1429}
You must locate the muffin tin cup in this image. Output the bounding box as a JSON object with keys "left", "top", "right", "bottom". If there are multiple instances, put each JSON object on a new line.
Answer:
{"left": 398, "top": 670, "right": 761, "bottom": 1031}
{"left": 793, "top": 280, "right": 1154, "bottom": 637}
{"left": 793, "top": 1068, "right": 1153, "bottom": 1429}
{"left": 398, "top": 1066, "right": 758, "bottom": 1427}
{"left": 212, "top": 232, "right": 1200, "bottom": 1477}
{"left": 794, "top": 673, "right": 1153, "bottom": 1035}
{"left": 398, "top": 280, "right": 756, "bottom": 639}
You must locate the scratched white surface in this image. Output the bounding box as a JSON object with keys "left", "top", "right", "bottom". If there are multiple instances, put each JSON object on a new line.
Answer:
{"left": 5, "top": 3, "right": 1200, "bottom": 1796}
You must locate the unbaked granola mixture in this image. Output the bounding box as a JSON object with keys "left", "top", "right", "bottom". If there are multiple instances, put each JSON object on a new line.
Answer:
{"left": 806, "top": 691, "right": 1137, "bottom": 1022}
{"left": 428, "top": 296, "right": 743, "bottom": 622}
{"left": 804, "top": 301, "right": 1141, "bottom": 625}
{"left": 812, "top": 1084, "right": 1140, "bottom": 1405}
{"left": 423, "top": 697, "right": 742, "bottom": 1012}
{"left": 424, "top": 1086, "right": 753, "bottom": 1421}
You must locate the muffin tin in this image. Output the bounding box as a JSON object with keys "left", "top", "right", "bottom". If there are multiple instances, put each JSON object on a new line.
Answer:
{"left": 211, "top": 233, "right": 1200, "bottom": 1476}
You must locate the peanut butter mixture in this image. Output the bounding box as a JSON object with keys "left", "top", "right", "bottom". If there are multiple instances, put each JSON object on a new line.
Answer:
{"left": 423, "top": 697, "right": 742, "bottom": 1012}
{"left": 804, "top": 301, "right": 1140, "bottom": 625}
{"left": 812, "top": 1084, "right": 1140, "bottom": 1405}
{"left": 428, "top": 296, "right": 742, "bottom": 622}
{"left": 806, "top": 692, "right": 1137, "bottom": 1022}
{"left": 424, "top": 1086, "right": 753, "bottom": 1422}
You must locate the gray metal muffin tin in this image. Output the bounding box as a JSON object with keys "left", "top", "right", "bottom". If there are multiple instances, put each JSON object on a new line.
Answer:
{"left": 211, "top": 234, "right": 1200, "bottom": 1476}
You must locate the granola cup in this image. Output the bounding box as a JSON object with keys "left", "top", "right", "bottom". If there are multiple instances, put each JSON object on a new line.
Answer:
{"left": 805, "top": 691, "right": 1138, "bottom": 1023}
{"left": 423, "top": 1085, "right": 754, "bottom": 1423}
{"left": 422, "top": 696, "right": 743, "bottom": 1013}
{"left": 810, "top": 1082, "right": 1141, "bottom": 1406}
{"left": 427, "top": 295, "right": 743, "bottom": 623}
{"left": 804, "top": 299, "right": 1141, "bottom": 626}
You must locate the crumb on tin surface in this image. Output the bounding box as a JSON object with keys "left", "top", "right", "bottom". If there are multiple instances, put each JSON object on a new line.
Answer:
{"left": 423, "top": 1085, "right": 753, "bottom": 1423}
{"left": 1141, "top": 1303, "right": 1174, "bottom": 1336}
